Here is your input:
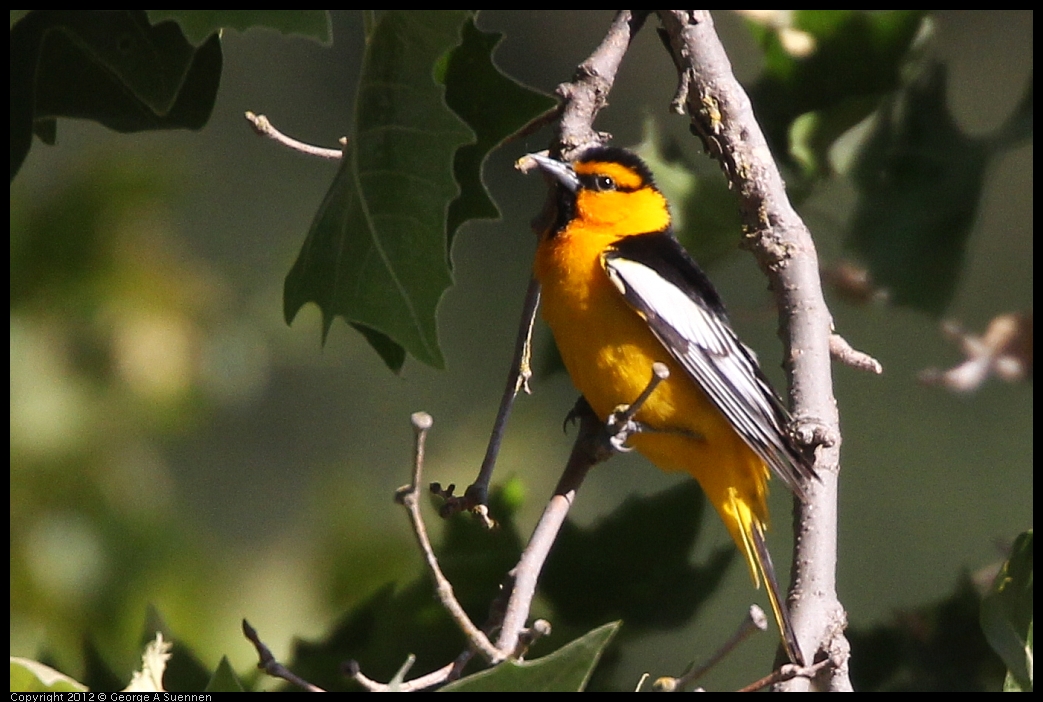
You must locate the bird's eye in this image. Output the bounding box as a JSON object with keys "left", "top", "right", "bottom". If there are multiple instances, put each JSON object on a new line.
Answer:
{"left": 594, "top": 175, "right": 615, "bottom": 191}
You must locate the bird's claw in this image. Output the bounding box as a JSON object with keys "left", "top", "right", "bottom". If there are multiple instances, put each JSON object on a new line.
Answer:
{"left": 604, "top": 406, "right": 639, "bottom": 452}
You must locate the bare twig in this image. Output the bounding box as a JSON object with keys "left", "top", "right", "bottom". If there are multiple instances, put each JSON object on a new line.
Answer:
{"left": 656, "top": 10, "right": 847, "bottom": 690}
{"left": 736, "top": 656, "right": 835, "bottom": 693}
{"left": 441, "top": 278, "right": 542, "bottom": 517}
{"left": 344, "top": 658, "right": 460, "bottom": 693}
{"left": 395, "top": 413, "right": 502, "bottom": 664}
{"left": 242, "top": 619, "right": 324, "bottom": 692}
{"left": 502, "top": 104, "right": 565, "bottom": 146}
{"left": 244, "top": 111, "right": 344, "bottom": 161}
{"left": 654, "top": 605, "right": 769, "bottom": 691}
{"left": 494, "top": 366, "right": 665, "bottom": 656}
{"left": 830, "top": 333, "right": 883, "bottom": 374}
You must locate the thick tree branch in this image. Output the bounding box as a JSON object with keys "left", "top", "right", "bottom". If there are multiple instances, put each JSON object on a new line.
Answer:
{"left": 656, "top": 10, "right": 848, "bottom": 691}
{"left": 553, "top": 10, "right": 649, "bottom": 158}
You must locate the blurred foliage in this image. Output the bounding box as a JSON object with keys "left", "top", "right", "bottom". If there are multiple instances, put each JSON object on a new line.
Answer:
{"left": 848, "top": 575, "right": 1007, "bottom": 691}
{"left": 10, "top": 11, "right": 222, "bottom": 181}
{"left": 10, "top": 10, "right": 1033, "bottom": 692}
{"left": 980, "top": 530, "right": 1033, "bottom": 691}
{"left": 846, "top": 60, "right": 1033, "bottom": 315}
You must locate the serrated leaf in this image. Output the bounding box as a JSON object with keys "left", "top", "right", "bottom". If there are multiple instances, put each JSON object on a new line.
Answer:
{"left": 440, "top": 622, "right": 620, "bottom": 692}
{"left": 981, "top": 530, "right": 1033, "bottom": 692}
{"left": 442, "top": 18, "right": 557, "bottom": 247}
{"left": 11, "top": 10, "right": 221, "bottom": 180}
{"left": 9, "top": 658, "right": 88, "bottom": 693}
{"left": 284, "top": 10, "right": 474, "bottom": 369}
{"left": 147, "top": 10, "right": 333, "bottom": 47}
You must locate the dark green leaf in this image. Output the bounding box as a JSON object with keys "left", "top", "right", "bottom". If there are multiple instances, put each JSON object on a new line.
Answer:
{"left": 10, "top": 10, "right": 221, "bottom": 180}
{"left": 442, "top": 18, "right": 557, "bottom": 247}
{"left": 284, "top": 11, "right": 474, "bottom": 369}
{"left": 980, "top": 530, "right": 1033, "bottom": 692}
{"left": 146, "top": 10, "right": 333, "bottom": 47}
{"left": 441, "top": 622, "right": 620, "bottom": 692}
{"left": 80, "top": 638, "right": 125, "bottom": 693}
{"left": 848, "top": 575, "right": 1005, "bottom": 691}
{"left": 351, "top": 323, "right": 407, "bottom": 373}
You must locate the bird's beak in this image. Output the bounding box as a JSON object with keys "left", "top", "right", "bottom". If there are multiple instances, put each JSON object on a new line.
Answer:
{"left": 528, "top": 153, "right": 579, "bottom": 193}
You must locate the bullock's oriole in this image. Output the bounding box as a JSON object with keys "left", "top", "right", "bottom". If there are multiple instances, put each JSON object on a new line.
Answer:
{"left": 529, "top": 147, "right": 815, "bottom": 666}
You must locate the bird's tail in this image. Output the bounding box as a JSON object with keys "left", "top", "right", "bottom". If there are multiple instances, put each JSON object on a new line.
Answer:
{"left": 750, "top": 521, "right": 805, "bottom": 666}
{"left": 729, "top": 490, "right": 806, "bottom": 667}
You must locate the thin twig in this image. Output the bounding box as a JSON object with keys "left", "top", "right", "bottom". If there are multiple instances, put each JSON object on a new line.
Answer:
{"left": 441, "top": 278, "right": 541, "bottom": 517}
{"left": 654, "top": 605, "right": 769, "bottom": 691}
{"left": 395, "top": 413, "right": 502, "bottom": 664}
{"left": 494, "top": 366, "right": 665, "bottom": 656}
{"left": 655, "top": 11, "right": 848, "bottom": 690}
{"left": 244, "top": 111, "right": 344, "bottom": 161}
{"left": 736, "top": 656, "right": 834, "bottom": 693}
{"left": 344, "top": 658, "right": 458, "bottom": 693}
{"left": 502, "top": 104, "right": 564, "bottom": 146}
{"left": 830, "top": 333, "right": 883, "bottom": 374}
{"left": 242, "top": 619, "right": 324, "bottom": 692}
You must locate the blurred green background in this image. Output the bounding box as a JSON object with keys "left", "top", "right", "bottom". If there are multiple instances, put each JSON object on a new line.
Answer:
{"left": 10, "top": 10, "right": 1032, "bottom": 691}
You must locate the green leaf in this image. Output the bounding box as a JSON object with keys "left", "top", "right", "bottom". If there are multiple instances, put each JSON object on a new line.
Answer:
{"left": 440, "top": 622, "right": 620, "bottom": 692}
{"left": 284, "top": 10, "right": 474, "bottom": 370}
{"left": 9, "top": 658, "right": 87, "bottom": 693}
{"left": 146, "top": 10, "right": 333, "bottom": 47}
{"left": 981, "top": 530, "right": 1033, "bottom": 692}
{"left": 11, "top": 10, "right": 221, "bottom": 180}
{"left": 205, "top": 656, "right": 246, "bottom": 692}
{"left": 442, "top": 18, "right": 557, "bottom": 247}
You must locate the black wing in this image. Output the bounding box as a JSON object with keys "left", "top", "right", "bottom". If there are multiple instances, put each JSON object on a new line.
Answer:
{"left": 603, "top": 233, "right": 815, "bottom": 496}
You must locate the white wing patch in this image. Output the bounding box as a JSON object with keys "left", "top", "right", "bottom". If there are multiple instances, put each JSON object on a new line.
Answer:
{"left": 604, "top": 255, "right": 806, "bottom": 493}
